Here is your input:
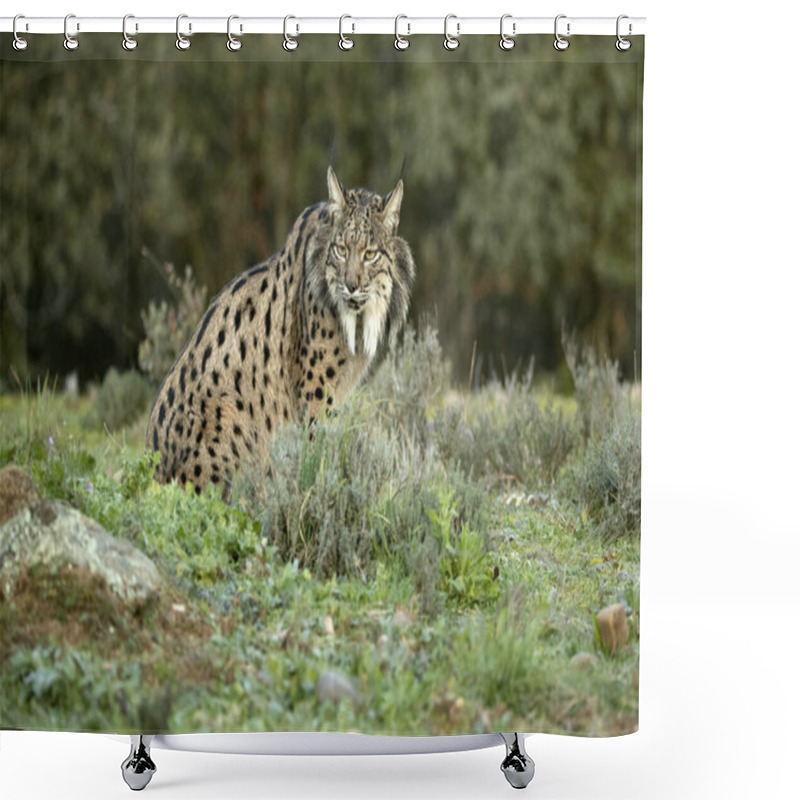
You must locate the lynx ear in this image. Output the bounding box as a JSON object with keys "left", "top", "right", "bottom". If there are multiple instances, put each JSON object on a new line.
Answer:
{"left": 381, "top": 178, "right": 404, "bottom": 233}
{"left": 327, "top": 166, "right": 347, "bottom": 210}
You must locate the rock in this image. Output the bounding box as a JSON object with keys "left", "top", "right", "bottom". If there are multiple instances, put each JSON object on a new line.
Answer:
{"left": 315, "top": 670, "right": 361, "bottom": 708}
{"left": 570, "top": 651, "right": 599, "bottom": 669}
{"left": 0, "top": 465, "right": 42, "bottom": 527}
{"left": 322, "top": 614, "right": 335, "bottom": 636}
{"left": 596, "top": 603, "right": 629, "bottom": 655}
{"left": 0, "top": 498, "right": 161, "bottom": 607}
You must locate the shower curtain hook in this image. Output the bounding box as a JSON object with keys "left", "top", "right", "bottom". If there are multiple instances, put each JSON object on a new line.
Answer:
{"left": 63, "top": 13, "right": 79, "bottom": 51}
{"left": 443, "top": 14, "right": 460, "bottom": 51}
{"left": 227, "top": 15, "right": 243, "bottom": 51}
{"left": 12, "top": 15, "right": 29, "bottom": 51}
{"left": 499, "top": 14, "right": 516, "bottom": 50}
{"left": 283, "top": 15, "right": 299, "bottom": 51}
{"left": 615, "top": 15, "right": 632, "bottom": 51}
{"left": 394, "top": 15, "right": 410, "bottom": 51}
{"left": 553, "top": 14, "right": 570, "bottom": 51}
{"left": 122, "top": 15, "right": 138, "bottom": 51}
{"left": 176, "top": 14, "right": 191, "bottom": 50}
{"left": 339, "top": 15, "right": 355, "bottom": 50}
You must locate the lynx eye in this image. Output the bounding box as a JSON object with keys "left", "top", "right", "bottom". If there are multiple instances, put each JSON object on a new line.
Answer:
{"left": 363, "top": 248, "right": 379, "bottom": 263}
{"left": 333, "top": 243, "right": 347, "bottom": 259}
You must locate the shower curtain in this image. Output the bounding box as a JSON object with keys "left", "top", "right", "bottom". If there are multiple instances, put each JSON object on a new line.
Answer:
{"left": 0, "top": 27, "right": 643, "bottom": 741}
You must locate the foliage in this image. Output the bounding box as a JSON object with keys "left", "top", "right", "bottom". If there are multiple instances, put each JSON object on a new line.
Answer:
{"left": 0, "top": 321, "right": 640, "bottom": 737}
{"left": 93, "top": 367, "right": 152, "bottom": 431}
{"left": 576, "top": 413, "right": 642, "bottom": 540}
{"left": 427, "top": 491, "right": 500, "bottom": 609}
{"left": 1, "top": 36, "right": 642, "bottom": 386}
{"left": 137, "top": 260, "right": 208, "bottom": 385}
{"left": 563, "top": 334, "right": 642, "bottom": 539}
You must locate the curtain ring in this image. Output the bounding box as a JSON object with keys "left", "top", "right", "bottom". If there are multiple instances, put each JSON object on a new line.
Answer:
{"left": 12, "top": 15, "right": 29, "bottom": 51}
{"left": 394, "top": 15, "right": 410, "bottom": 51}
{"left": 339, "top": 15, "right": 354, "bottom": 50}
{"left": 499, "top": 14, "right": 515, "bottom": 51}
{"left": 227, "top": 15, "right": 243, "bottom": 51}
{"left": 553, "top": 14, "right": 570, "bottom": 51}
{"left": 63, "top": 13, "right": 79, "bottom": 51}
{"left": 122, "top": 14, "right": 138, "bottom": 51}
{"left": 443, "top": 14, "right": 460, "bottom": 51}
{"left": 616, "top": 15, "right": 632, "bottom": 51}
{"left": 283, "top": 15, "right": 299, "bottom": 51}
{"left": 176, "top": 14, "right": 191, "bottom": 50}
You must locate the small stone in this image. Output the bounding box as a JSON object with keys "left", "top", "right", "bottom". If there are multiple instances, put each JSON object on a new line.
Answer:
{"left": 596, "top": 603, "right": 629, "bottom": 655}
{"left": 376, "top": 633, "right": 389, "bottom": 649}
{"left": 323, "top": 614, "right": 335, "bottom": 636}
{"left": 0, "top": 465, "right": 41, "bottom": 527}
{"left": 570, "top": 651, "right": 599, "bottom": 669}
{"left": 315, "top": 670, "right": 361, "bottom": 708}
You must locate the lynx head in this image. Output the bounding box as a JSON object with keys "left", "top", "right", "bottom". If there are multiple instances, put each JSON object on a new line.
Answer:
{"left": 322, "top": 166, "right": 414, "bottom": 360}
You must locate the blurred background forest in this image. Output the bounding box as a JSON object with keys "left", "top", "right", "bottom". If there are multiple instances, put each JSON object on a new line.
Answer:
{"left": 0, "top": 34, "right": 642, "bottom": 391}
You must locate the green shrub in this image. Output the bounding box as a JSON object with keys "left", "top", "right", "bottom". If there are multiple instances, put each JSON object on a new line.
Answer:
{"left": 93, "top": 368, "right": 152, "bottom": 431}
{"left": 366, "top": 322, "right": 451, "bottom": 447}
{"left": 138, "top": 259, "right": 207, "bottom": 384}
{"left": 427, "top": 490, "right": 499, "bottom": 609}
{"left": 458, "top": 369, "right": 579, "bottom": 489}
{"left": 563, "top": 332, "right": 628, "bottom": 442}
{"left": 1, "top": 645, "right": 164, "bottom": 731}
{"left": 575, "top": 412, "right": 641, "bottom": 540}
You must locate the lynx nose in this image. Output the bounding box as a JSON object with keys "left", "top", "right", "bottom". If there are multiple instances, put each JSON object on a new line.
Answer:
{"left": 345, "top": 278, "right": 358, "bottom": 294}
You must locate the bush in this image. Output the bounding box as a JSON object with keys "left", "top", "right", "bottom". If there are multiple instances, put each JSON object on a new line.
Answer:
{"left": 93, "top": 368, "right": 152, "bottom": 431}
{"left": 563, "top": 332, "right": 628, "bottom": 442}
{"left": 235, "top": 389, "right": 493, "bottom": 609}
{"left": 138, "top": 258, "right": 207, "bottom": 384}
{"left": 449, "top": 368, "right": 579, "bottom": 489}
{"left": 575, "top": 413, "right": 641, "bottom": 540}
{"left": 366, "top": 323, "right": 451, "bottom": 447}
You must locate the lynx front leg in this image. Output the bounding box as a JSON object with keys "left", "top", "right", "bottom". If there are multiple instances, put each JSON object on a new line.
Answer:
{"left": 121, "top": 735, "right": 156, "bottom": 791}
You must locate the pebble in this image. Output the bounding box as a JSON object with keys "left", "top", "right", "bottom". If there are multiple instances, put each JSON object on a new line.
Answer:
{"left": 315, "top": 670, "right": 361, "bottom": 708}
{"left": 596, "top": 603, "right": 629, "bottom": 655}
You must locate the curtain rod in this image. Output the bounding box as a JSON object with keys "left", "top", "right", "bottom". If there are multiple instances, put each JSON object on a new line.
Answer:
{"left": 1, "top": 15, "right": 646, "bottom": 38}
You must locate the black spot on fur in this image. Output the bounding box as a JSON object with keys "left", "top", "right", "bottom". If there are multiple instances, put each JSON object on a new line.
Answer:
{"left": 167, "top": 387, "right": 175, "bottom": 407}
{"left": 201, "top": 345, "right": 213, "bottom": 373}
{"left": 232, "top": 277, "right": 247, "bottom": 294}
{"left": 218, "top": 329, "right": 226, "bottom": 347}
{"left": 195, "top": 303, "right": 217, "bottom": 346}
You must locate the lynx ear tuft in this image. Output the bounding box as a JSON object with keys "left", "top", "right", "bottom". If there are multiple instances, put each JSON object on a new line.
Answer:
{"left": 381, "top": 178, "right": 404, "bottom": 233}
{"left": 327, "top": 166, "right": 347, "bottom": 210}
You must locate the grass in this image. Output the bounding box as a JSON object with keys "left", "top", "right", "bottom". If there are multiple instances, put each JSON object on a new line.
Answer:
{"left": 0, "top": 325, "right": 640, "bottom": 737}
